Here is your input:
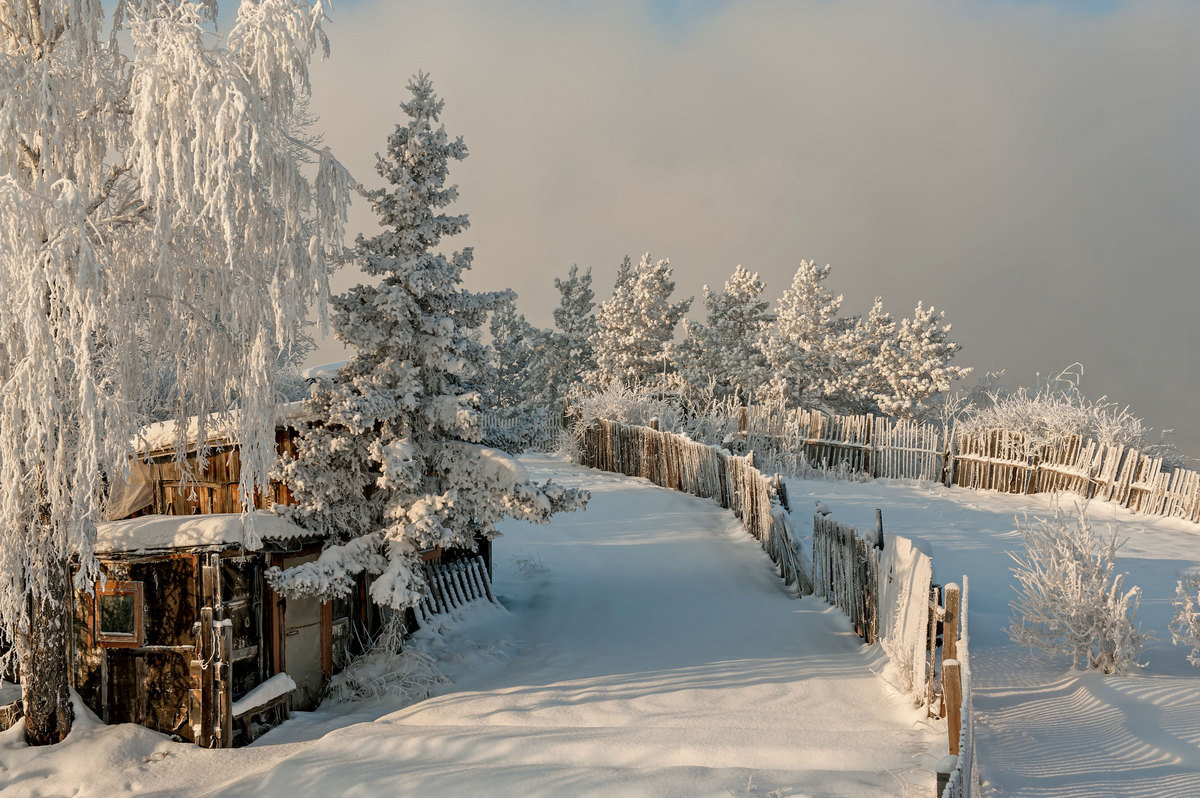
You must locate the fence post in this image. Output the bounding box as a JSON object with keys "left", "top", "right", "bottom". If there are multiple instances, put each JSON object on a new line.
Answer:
{"left": 943, "top": 659, "right": 962, "bottom": 756}
{"left": 943, "top": 583, "right": 961, "bottom": 662}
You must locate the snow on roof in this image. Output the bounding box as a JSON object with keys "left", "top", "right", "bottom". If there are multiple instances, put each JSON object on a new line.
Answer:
{"left": 94, "top": 511, "right": 319, "bottom": 555}
{"left": 300, "top": 360, "right": 347, "bottom": 381}
{"left": 133, "top": 401, "right": 309, "bottom": 455}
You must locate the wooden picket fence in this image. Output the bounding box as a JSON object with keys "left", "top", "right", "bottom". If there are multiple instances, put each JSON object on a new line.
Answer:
{"left": 814, "top": 510, "right": 976, "bottom": 797}
{"left": 719, "top": 403, "right": 1200, "bottom": 525}
{"left": 579, "top": 419, "right": 812, "bottom": 595}
{"left": 416, "top": 556, "right": 498, "bottom": 623}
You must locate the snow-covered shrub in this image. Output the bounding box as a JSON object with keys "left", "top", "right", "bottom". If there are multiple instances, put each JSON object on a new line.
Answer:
{"left": 1170, "top": 573, "right": 1200, "bottom": 666}
{"left": 1008, "top": 506, "right": 1148, "bottom": 674}
{"left": 569, "top": 380, "right": 687, "bottom": 435}
{"left": 324, "top": 620, "right": 448, "bottom": 704}
{"left": 959, "top": 364, "right": 1178, "bottom": 464}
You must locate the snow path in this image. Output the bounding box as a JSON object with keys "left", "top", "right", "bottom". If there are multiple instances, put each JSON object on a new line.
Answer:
{"left": 214, "top": 456, "right": 936, "bottom": 798}
{"left": 0, "top": 456, "right": 935, "bottom": 797}
{"left": 784, "top": 474, "right": 1200, "bottom": 798}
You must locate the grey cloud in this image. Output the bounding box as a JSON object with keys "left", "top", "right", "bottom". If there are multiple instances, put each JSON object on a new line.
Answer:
{"left": 306, "top": 0, "right": 1200, "bottom": 458}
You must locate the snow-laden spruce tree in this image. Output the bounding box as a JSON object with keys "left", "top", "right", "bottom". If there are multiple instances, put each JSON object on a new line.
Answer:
{"left": 270, "top": 74, "right": 586, "bottom": 615}
{"left": 671, "top": 265, "right": 771, "bottom": 406}
{"left": 757, "top": 261, "right": 852, "bottom": 411}
{"left": 590, "top": 253, "right": 692, "bottom": 390}
{"left": 553, "top": 264, "right": 598, "bottom": 375}
{"left": 0, "top": 0, "right": 349, "bottom": 744}
{"left": 1008, "top": 507, "right": 1148, "bottom": 674}
{"left": 487, "top": 293, "right": 536, "bottom": 412}
{"left": 873, "top": 302, "right": 970, "bottom": 421}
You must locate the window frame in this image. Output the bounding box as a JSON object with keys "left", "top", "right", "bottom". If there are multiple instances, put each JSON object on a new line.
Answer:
{"left": 94, "top": 580, "right": 144, "bottom": 648}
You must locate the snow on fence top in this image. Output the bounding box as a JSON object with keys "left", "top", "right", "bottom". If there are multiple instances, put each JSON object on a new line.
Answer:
{"left": 94, "top": 511, "right": 318, "bottom": 555}
{"left": 813, "top": 508, "right": 977, "bottom": 797}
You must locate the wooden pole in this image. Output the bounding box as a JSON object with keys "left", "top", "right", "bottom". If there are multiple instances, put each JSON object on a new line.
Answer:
{"left": 218, "top": 620, "right": 233, "bottom": 748}
{"left": 198, "top": 607, "right": 214, "bottom": 748}
{"left": 943, "top": 659, "right": 962, "bottom": 756}
{"left": 943, "top": 583, "right": 961, "bottom": 662}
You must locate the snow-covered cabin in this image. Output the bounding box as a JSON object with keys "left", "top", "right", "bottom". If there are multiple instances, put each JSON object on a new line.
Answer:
{"left": 68, "top": 411, "right": 381, "bottom": 748}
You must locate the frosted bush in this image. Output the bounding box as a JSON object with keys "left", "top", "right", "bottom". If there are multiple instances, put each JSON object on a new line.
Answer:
{"left": 1170, "top": 573, "right": 1200, "bottom": 666}
{"left": 960, "top": 364, "right": 1178, "bottom": 463}
{"left": 325, "top": 620, "right": 448, "bottom": 704}
{"left": 1008, "top": 506, "right": 1148, "bottom": 674}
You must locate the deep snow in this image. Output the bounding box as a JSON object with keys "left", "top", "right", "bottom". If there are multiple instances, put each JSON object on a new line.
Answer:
{"left": 785, "top": 473, "right": 1200, "bottom": 798}
{"left": 0, "top": 456, "right": 937, "bottom": 797}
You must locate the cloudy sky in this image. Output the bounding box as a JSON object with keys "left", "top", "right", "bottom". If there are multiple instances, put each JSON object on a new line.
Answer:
{"left": 300, "top": 0, "right": 1200, "bottom": 458}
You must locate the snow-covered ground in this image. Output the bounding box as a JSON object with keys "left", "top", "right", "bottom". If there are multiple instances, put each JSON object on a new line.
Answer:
{"left": 785, "top": 474, "right": 1200, "bottom": 798}
{"left": 0, "top": 456, "right": 937, "bottom": 797}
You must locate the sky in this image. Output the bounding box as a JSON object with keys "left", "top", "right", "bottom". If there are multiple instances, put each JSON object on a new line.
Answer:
{"left": 298, "top": 0, "right": 1200, "bottom": 459}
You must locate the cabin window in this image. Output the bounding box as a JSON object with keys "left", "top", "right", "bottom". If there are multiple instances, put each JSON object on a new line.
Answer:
{"left": 95, "top": 581, "right": 144, "bottom": 647}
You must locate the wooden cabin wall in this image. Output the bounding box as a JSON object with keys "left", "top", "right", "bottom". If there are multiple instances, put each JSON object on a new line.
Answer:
{"left": 146, "top": 429, "right": 300, "bottom": 517}
{"left": 74, "top": 557, "right": 198, "bottom": 740}
{"left": 73, "top": 552, "right": 280, "bottom": 742}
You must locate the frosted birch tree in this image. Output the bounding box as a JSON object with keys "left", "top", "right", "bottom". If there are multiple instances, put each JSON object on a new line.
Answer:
{"left": 270, "top": 74, "right": 586, "bottom": 616}
{"left": 0, "top": 0, "right": 351, "bottom": 744}
{"left": 591, "top": 253, "right": 691, "bottom": 390}
{"left": 672, "top": 265, "right": 771, "bottom": 405}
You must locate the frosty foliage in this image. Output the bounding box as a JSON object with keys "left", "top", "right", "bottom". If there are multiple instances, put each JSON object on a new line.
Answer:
{"left": 0, "top": 0, "right": 349, "bottom": 670}
{"left": 672, "top": 266, "right": 771, "bottom": 405}
{"left": 757, "top": 261, "right": 852, "bottom": 412}
{"left": 270, "top": 75, "right": 587, "bottom": 612}
{"left": 568, "top": 380, "right": 687, "bottom": 437}
{"left": 590, "top": 253, "right": 691, "bottom": 390}
{"left": 1169, "top": 573, "right": 1200, "bottom": 667}
{"left": 873, "top": 301, "right": 971, "bottom": 422}
{"left": 323, "top": 618, "right": 449, "bottom": 704}
{"left": 1008, "top": 506, "right": 1148, "bottom": 674}
{"left": 958, "top": 364, "right": 1176, "bottom": 462}
{"left": 552, "top": 263, "right": 598, "bottom": 379}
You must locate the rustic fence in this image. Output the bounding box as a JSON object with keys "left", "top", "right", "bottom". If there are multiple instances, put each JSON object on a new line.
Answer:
{"left": 482, "top": 408, "right": 567, "bottom": 453}
{"left": 706, "top": 403, "right": 1200, "bottom": 525}
{"left": 579, "top": 419, "right": 812, "bottom": 595}
{"left": 416, "top": 555, "right": 498, "bottom": 624}
{"left": 814, "top": 510, "right": 976, "bottom": 797}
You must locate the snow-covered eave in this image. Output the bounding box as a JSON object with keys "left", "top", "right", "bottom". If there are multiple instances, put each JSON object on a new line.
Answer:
{"left": 131, "top": 401, "right": 313, "bottom": 458}
{"left": 92, "top": 511, "right": 325, "bottom": 558}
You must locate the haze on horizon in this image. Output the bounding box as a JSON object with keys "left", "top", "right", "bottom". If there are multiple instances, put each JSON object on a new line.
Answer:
{"left": 302, "top": 0, "right": 1200, "bottom": 459}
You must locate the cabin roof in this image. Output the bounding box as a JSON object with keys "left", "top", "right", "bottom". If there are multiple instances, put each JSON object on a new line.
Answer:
{"left": 94, "top": 511, "right": 320, "bottom": 556}
{"left": 132, "top": 401, "right": 309, "bottom": 457}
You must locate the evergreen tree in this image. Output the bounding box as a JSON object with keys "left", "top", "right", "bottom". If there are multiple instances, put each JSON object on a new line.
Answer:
{"left": 672, "top": 265, "right": 771, "bottom": 405}
{"left": 552, "top": 264, "right": 598, "bottom": 379}
{"left": 874, "top": 301, "right": 971, "bottom": 421}
{"left": 487, "top": 293, "right": 536, "bottom": 412}
{"left": 829, "top": 296, "right": 896, "bottom": 415}
{"left": 271, "top": 74, "right": 586, "bottom": 612}
{"left": 591, "top": 253, "right": 692, "bottom": 389}
{"left": 757, "top": 261, "right": 852, "bottom": 410}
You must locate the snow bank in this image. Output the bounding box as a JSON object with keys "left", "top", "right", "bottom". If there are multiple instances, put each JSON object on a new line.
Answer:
{"left": 95, "top": 511, "right": 318, "bottom": 555}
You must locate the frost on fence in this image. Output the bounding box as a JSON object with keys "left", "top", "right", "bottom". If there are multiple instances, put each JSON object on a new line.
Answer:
{"left": 942, "top": 576, "right": 978, "bottom": 798}
{"left": 877, "top": 535, "right": 934, "bottom": 702}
